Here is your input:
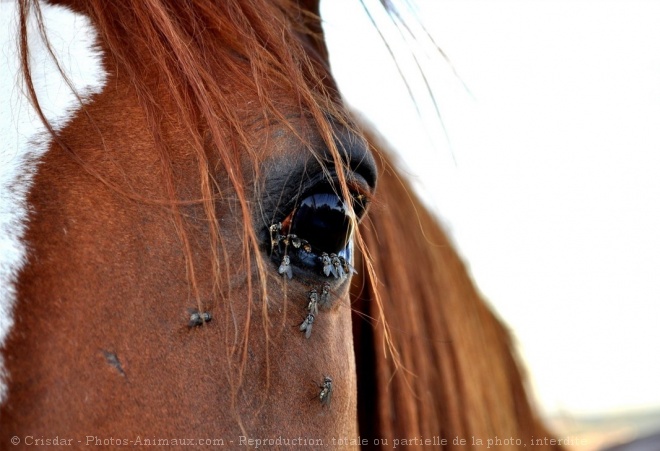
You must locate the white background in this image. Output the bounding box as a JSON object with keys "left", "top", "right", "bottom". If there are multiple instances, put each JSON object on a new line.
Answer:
{"left": 322, "top": 0, "right": 660, "bottom": 419}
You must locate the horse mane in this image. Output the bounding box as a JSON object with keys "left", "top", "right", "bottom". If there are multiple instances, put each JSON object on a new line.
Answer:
{"left": 353, "top": 131, "right": 561, "bottom": 447}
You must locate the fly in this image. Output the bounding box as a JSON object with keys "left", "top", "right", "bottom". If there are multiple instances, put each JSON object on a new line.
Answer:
{"left": 339, "top": 256, "right": 357, "bottom": 277}
{"left": 320, "top": 282, "right": 331, "bottom": 307}
{"left": 321, "top": 252, "right": 333, "bottom": 277}
{"left": 299, "top": 313, "right": 315, "bottom": 339}
{"left": 188, "top": 309, "right": 212, "bottom": 328}
{"left": 318, "top": 375, "right": 333, "bottom": 407}
{"left": 278, "top": 254, "right": 292, "bottom": 279}
{"left": 330, "top": 253, "right": 343, "bottom": 279}
{"left": 269, "top": 222, "right": 283, "bottom": 253}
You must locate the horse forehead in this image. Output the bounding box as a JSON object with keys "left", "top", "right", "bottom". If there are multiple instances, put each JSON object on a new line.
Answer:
{"left": 0, "top": 1, "right": 106, "bottom": 402}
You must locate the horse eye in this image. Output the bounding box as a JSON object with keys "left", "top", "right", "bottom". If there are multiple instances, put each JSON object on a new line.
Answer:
{"left": 290, "top": 192, "right": 353, "bottom": 254}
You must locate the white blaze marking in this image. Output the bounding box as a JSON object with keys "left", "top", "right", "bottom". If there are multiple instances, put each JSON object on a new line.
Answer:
{"left": 0, "top": 1, "right": 107, "bottom": 403}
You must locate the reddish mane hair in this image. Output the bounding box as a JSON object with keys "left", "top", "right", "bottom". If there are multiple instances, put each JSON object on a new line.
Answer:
{"left": 355, "top": 132, "right": 558, "bottom": 446}
{"left": 3, "top": 0, "right": 561, "bottom": 447}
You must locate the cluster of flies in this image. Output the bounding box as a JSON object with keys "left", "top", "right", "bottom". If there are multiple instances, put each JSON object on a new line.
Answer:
{"left": 299, "top": 282, "right": 331, "bottom": 339}
{"left": 269, "top": 222, "right": 309, "bottom": 281}
{"left": 269, "top": 222, "right": 356, "bottom": 281}
{"left": 271, "top": 220, "right": 358, "bottom": 407}
{"left": 269, "top": 221, "right": 357, "bottom": 341}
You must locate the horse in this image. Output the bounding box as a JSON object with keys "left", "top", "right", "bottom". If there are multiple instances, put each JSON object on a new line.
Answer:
{"left": 1, "top": 0, "right": 561, "bottom": 448}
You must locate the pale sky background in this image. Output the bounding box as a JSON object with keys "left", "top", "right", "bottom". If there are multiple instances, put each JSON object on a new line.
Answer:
{"left": 322, "top": 0, "right": 660, "bottom": 419}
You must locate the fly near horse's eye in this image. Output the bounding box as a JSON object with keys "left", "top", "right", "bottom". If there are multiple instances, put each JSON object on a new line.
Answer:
{"left": 307, "top": 289, "right": 319, "bottom": 316}
{"left": 320, "top": 282, "right": 331, "bottom": 307}
{"left": 321, "top": 252, "right": 333, "bottom": 277}
{"left": 278, "top": 254, "right": 292, "bottom": 279}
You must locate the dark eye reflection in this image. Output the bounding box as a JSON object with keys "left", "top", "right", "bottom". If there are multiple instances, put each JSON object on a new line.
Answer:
{"left": 268, "top": 190, "right": 366, "bottom": 277}
{"left": 290, "top": 193, "right": 353, "bottom": 254}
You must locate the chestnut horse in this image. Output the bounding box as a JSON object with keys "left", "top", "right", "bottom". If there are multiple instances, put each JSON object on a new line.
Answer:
{"left": 1, "top": 0, "right": 560, "bottom": 448}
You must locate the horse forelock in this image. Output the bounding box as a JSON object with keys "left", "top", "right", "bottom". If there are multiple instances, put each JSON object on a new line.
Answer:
{"left": 0, "top": 0, "right": 106, "bottom": 404}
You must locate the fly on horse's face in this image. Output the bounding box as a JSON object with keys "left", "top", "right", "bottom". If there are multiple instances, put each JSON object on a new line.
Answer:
{"left": 0, "top": 0, "right": 374, "bottom": 442}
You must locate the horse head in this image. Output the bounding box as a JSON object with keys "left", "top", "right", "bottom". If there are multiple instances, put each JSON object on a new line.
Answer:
{"left": 1, "top": 0, "right": 561, "bottom": 448}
